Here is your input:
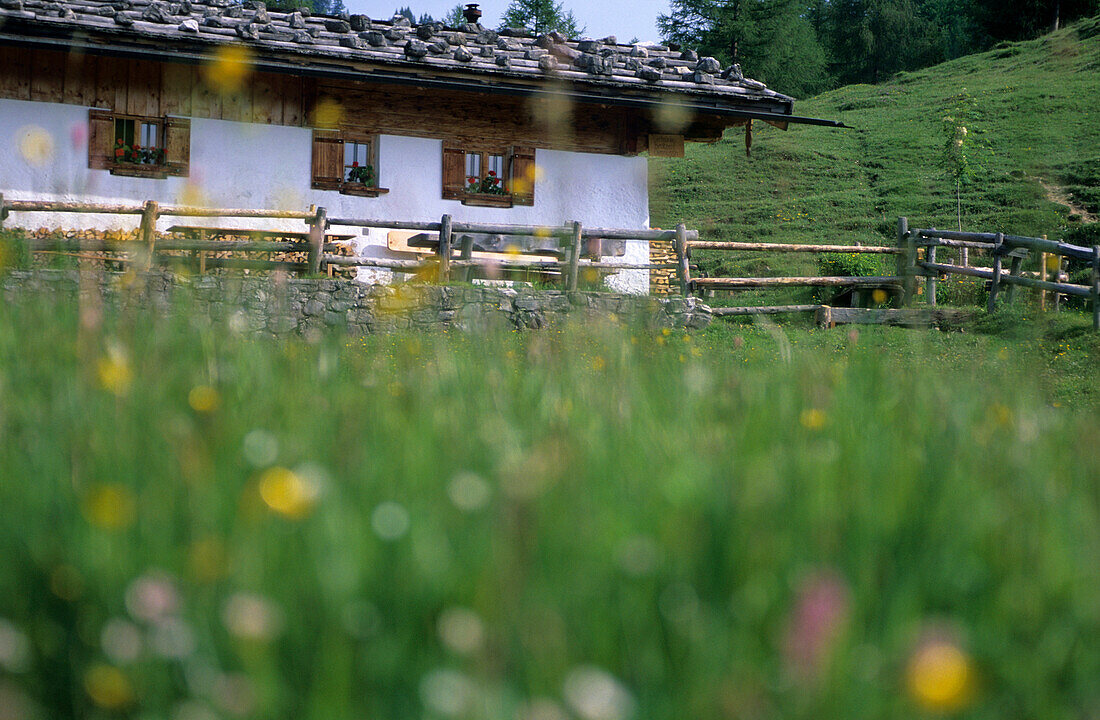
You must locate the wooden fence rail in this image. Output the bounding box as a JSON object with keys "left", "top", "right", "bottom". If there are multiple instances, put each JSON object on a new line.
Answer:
{"left": 7, "top": 197, "right": 1098, "bottom": 329}
{"left": 689, "top": 241, "right": 901, "bottom": 254}
{"left": 907, "top": 219, "right": 1100, "bottom": 329}
{"left": 666, "top": 216, "right": 1098, "bottom": 330}
{"left": 0, "top": 196, "right": 689, "bottom": 293}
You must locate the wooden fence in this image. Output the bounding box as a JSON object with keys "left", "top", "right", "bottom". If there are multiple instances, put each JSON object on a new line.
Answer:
{"left": 669, "top": 216, "right": 1099, "bottom": 329}
{"left": 0, "top": 195, "right": 694, "bottom": 291}
{"left": 681, "top": 234, "right": 904, "bottom": 315}
{"left": 900, "top": 218, "right": 1100, "bottom": 330}
{"left": 3, "top": 197, "right": 1097, "bottom": 329}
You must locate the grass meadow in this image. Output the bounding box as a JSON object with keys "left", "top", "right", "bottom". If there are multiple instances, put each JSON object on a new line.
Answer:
{"left": 2, "top": 288, "right": 1100, "bottom": 719}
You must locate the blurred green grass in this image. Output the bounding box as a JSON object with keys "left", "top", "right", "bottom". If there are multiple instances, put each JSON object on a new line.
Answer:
{"left": 2, "top": 291, "right": 1100, "bottom": 719}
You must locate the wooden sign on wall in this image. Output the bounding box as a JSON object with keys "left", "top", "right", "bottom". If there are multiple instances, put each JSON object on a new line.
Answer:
{"left": 648, "top": 134, "right": 685, "bottom": 157}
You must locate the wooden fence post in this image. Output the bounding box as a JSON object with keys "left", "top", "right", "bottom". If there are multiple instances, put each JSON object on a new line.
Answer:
{"left": 1051, "top": 256, "right": 1060, "bottom": 312}
{"left": 987, "top": 232, "right": 1004, "bottom": 313}
{"left": 925, "top": 227, "right": 937, "bottom": 306}
{"left": 1005, "top": 251, "right": 1024, "bottom": 304}
{"left": 458, "top": 233, "right": 474, "bottom": 283}
{"left": 438, "top": 214, "right": 452, "bottom": 283}
{"left": 1039, "top": 235, "right": 1049, "bottom": 311}
{"left": 197, "top": 228, "right": 207, "bottom": 275}
{"left": 565, "top": 221, "right": 582, "bottom": 291}
{"left": 1040, "top": 252, "right": 1048, "bottom": 311}
{"left": 307, "top": 206, "right": 327, "bottom": 276}
{"left": 1092, "top": 246, "right": 1100, "bottom": 331}
{"left": 675, "top": 223, "right": 691, "bottom": 297}
{"left": 140, "top": 200, "right": 159, "bottom": 270}
{"left": 896, "top": 217, "right": 912, "bottom": 306}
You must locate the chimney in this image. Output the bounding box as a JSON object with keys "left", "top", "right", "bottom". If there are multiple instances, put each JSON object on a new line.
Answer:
{"left": 462, "top": 4, "right": 482, "bottom": 24}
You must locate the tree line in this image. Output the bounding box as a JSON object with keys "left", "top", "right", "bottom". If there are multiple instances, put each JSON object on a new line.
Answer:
{"left": 659, "top": 0, "right": 1100, "bottom": 96}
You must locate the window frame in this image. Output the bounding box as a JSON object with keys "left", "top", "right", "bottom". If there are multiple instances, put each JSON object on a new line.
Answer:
{"left": 311, "top": 129, "right": 389, "bottom": 198}
{"left": 109, "top": 114, "right": 168, "bottom": 178}
{"left": 88, "top": 109, "right": 189, "bottom": 179}
{"left": 463, "top": 150, "right": 510, "bottom": 205}
{"left": 442, "top": 143, "right": 536, "bottom": 208}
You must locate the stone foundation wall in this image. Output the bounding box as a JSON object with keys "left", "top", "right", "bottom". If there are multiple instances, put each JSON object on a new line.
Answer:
{"left": 1, "top": 270, "right": 712, "bottom": 334}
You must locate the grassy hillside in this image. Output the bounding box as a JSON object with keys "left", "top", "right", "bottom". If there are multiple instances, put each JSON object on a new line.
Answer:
{"left": 650, "top": 16, "right": 1100, "bottom": 299}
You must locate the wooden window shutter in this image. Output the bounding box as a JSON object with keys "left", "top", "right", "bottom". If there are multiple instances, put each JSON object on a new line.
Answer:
{"left": 88, "top": 109, "right": 114, "bottom": 170}
{"left": 311, "top": 130, "right": 344, "bottom": 190}
{"left": 510, "top": 146, "right": 536, "bottom": 206}
{"left": 441, "top": 144, "right": 466, "bottom": 200}
{"left": 164, "top": 117, "right": 191, "bottom": 177}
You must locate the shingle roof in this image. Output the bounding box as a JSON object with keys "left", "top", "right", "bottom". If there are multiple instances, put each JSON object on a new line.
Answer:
{"left": 0, "top": 0, "right": 794, "bottom": 113}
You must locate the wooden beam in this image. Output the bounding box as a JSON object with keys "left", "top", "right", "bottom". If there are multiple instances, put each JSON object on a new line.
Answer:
{"left": 689, "top": 241, "right": 901, "bottom": 254}
{"left": 920, "top": 261, "right": 1092, "bottom": 298}
{"left": 815, "top": 307, "right": 972, "bottom": 327}
{"left": 711, "top": 304, "right": 821, "bottom": 317}
{"left": 694, "top": 276, "right": 902, "bottom": 288}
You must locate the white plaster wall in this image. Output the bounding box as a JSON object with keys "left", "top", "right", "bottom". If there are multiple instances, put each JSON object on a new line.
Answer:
{"left": 1, "top": 98, "right": 651, "bottom": 293}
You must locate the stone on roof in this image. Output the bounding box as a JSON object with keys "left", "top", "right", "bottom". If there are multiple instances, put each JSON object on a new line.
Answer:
{"left": 0, "top": 0, "right": 794, "bottom": 109}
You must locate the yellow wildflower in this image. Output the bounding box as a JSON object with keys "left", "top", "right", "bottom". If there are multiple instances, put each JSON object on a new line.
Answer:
{"left": 906, "top": 641, "right": 975, "bottom": 712}
{"left": 84, "top": 664, "right": 134, "bottom": 710}
{"left": 188, "top": 385, "right": 221, "bottom": 414}
{"left": 82, "top": 484, "right": 137, "bottom": 530}
{"left": 258, "top": 466, "right": 318, "bottom": 520}
{"left": 799, "top": 408, "right": 826, "bottom": 430}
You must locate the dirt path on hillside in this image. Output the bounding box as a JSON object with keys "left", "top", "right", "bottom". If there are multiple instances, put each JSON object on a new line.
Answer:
{"left": 1034, "top": 176, "right": 1097, "bottom": 223}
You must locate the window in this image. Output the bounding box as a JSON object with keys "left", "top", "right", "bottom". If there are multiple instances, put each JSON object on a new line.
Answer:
{"left": 442, "top": 144, "right": 535, "bottom": 207}
{"left": 311, "top": 130, "right": 388, "bottom": 197}
{"left": 87, "top": 109, "right": 189, "bottom": 178}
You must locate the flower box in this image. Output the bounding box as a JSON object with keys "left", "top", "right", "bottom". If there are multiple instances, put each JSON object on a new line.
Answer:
{"left": 461, "top": 193, "right": 514, "bottom": 208}
{"left": 340, "top": 183, "right": 390, "bottom": 198}
{"left": 110, "top": 164, "right": 169, "bottom": 179}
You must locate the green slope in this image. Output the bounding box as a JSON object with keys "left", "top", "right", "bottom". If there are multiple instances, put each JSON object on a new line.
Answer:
{"left": 650, "top": 16, "right": 1100, "bottom": 301}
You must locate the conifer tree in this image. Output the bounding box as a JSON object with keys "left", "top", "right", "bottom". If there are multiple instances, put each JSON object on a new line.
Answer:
{"left": 499, "top": 0, "right": 584, "bottom": 37}
{"left": 658, "top": 0, "right": 829, "bottom": 96}
{"left": 442, "top": 4, "right": 467, "bottom": 27}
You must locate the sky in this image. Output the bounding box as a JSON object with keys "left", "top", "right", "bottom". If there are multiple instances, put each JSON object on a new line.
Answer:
{"left": 345, "top": 0, "right": 670, "bottom": 44}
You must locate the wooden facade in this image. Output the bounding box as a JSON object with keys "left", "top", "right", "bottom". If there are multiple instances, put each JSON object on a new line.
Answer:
{"left": 0, "top": 45, "right": 735, "bottom": 156}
